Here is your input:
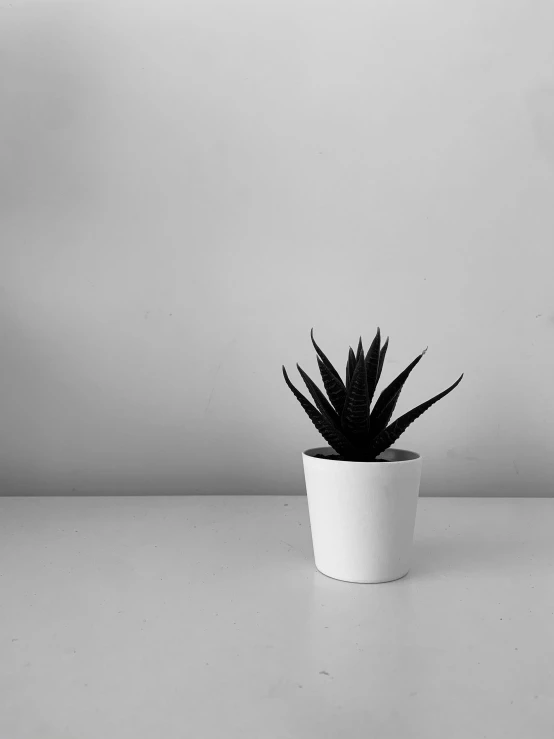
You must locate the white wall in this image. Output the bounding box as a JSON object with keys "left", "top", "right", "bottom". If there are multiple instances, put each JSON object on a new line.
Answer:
{"left": 1, "top": 0, "right": 554, "bottom": 496}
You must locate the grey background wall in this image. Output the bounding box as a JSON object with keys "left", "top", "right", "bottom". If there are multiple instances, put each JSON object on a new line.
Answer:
{"left": 1, "top": 0, "right": 553, "bottom": 496}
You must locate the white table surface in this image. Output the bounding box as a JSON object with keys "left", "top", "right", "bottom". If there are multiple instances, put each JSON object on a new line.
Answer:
{"left": 1, "top": 495, "right": 553, "bottom": 739}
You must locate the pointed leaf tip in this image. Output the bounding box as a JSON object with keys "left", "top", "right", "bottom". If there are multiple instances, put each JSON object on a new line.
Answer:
{"left": 369, "top": 371, "right": 464, "bottom": 458}
{"left": 282, "top": 363, "right": 354, "bottom": 456}
{"left": 310, "top": 329, "right": 345, "bottom": 389}
{"left": 296, "top": 362, "right": 341, "bottom": 427}
{"left": 365, "top": 327, "right": 381, "bottom": 407}
{"left": 316, "top": 355, "right": 347, "bottom": 415}
{"left": 370, "top": 348, "right": 427, "bottom": 433}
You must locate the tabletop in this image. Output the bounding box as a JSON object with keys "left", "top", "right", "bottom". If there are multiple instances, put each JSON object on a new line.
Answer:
{"left": 1, "top": 495, "right": 553, "bottom": 739}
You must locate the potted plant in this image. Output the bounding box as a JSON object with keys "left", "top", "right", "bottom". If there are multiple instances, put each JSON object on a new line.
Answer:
{"left": 283, "top": 328, "right": 463, "bottom": 584}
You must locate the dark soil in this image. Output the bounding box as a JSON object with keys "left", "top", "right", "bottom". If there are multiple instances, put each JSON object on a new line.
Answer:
{"left": 314, "top": 454, "right": 388, "bottom": 462}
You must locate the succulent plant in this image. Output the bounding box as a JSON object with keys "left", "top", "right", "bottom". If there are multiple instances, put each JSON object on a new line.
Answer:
{"left": 283, "top": 328, "right": 463, "bottom": 461}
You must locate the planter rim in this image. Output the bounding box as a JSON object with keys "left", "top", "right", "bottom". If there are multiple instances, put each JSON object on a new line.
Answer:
{"left": 302, "top": 446, "right": 421, "bottom": 464}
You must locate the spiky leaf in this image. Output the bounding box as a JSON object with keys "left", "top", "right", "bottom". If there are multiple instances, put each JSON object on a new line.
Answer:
{"left": 371, "top": 387, "right": 401, "bottom": 437}
{"left": 282, "top": 366, "right": 353, "bottom": 456}
{"left": 355, "top": 336, "right": 364, "bottom": 363}
{"left": 341, "top": 351, "right": 370, "bottom": 439}
{"left": 317, "top": 357, "right": 346, "bottom": 415}
{"left": 310, "top": 329, "right": 344, "bottom": 387}
{"left": 376, "top": 336, "right": 389, "bottom": 388}
{"left": 369, "top": 373, "right": 464, "bottom": 458}
{"left": 365, "top": 327, "right": 381, "bottom": 408}
{"left": 346, "top": 347, "right": 357, "bottom": 388}
{"left": 370, "top": 347, "right": 428, "bottom": 430}
{"left": 296, "top": 363, "right": 340, "bottom": 427}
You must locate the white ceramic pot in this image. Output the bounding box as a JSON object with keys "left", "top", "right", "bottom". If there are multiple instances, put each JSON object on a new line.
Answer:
{"left": 302, "top": 446, "right": 422, "bottom": 584}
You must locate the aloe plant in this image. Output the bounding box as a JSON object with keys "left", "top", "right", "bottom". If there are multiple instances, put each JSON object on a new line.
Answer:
{"left": 283, "top": 328, "right": 463, "bottom": 461}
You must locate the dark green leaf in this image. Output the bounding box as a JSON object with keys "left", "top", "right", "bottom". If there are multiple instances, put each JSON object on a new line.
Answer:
{"left": 365, "top": 327, "right": 381, "bottom": 408}
{"left": 282, "top": 366, "right": 353, "bottom": 456}
{"left": 310, "top": 329, "right": 344, "bottom": 387}
{"left": 370, "top": 347, "right": 428, "bottom": 432}
{"left": 355, "top": 336, "right": 364, "bottom": 363}
{"left": 296, "top": 363, "right": 340, "bottom": 427}
{"left": 317, "top": 357, "right": 347, "bottom": 416}
{"left": 370, "top": 387, "right": 401, "bottom": 438}
{"left": 346, "top": 347, "right": 357, "bottom": 388}
{"left": 341, "top": 351, "right": 370, "bottom": 438}
{"left": 376, "top": 336, "right": 389, "bottom": 388}
{"left": 369, "top": 373, "right": 464, "bottom": 457}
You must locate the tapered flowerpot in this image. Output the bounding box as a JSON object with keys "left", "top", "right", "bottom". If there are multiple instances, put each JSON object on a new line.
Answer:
{"left": 302, "top": 446, "right": 422, "bottom": 584}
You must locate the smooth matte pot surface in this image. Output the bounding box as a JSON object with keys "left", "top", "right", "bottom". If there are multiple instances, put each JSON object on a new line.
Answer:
{"left": 302, "top": 447, "right": 422, "bottom": 584}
